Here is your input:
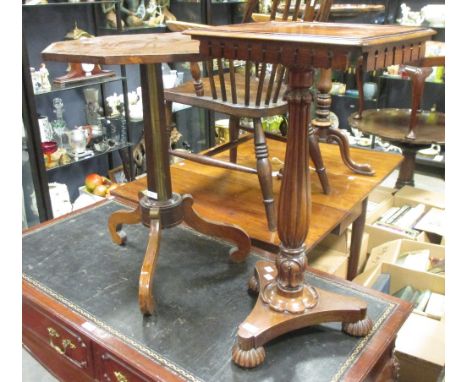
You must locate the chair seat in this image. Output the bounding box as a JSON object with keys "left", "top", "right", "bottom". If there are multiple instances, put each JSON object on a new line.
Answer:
{"left": 165, "top": 73, "right": 288, "bottom": 119}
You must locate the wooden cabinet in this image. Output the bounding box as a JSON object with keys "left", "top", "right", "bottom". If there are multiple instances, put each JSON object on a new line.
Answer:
{"left": 23, "top": 302, "right": 92, "bottom": 373}
{"left": 23, "top": 278, "right": 185, "bottom": 382}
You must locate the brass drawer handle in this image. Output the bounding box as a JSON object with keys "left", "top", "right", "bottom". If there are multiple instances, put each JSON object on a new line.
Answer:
{"left": 47, "top": 327, "right": 76, "bottom": 355}
{"left": 114, "top": 371, "right": 128, "bottom": 382}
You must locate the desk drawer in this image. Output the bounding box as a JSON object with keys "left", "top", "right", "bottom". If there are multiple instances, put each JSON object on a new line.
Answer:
{"left": 23, "top": 301, "right": 92, "bottom": 373}
{"left": 97, "top": 349, "right": 156, "bottom": 382}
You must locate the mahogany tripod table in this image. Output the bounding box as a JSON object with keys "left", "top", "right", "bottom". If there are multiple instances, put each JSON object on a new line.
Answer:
{"left": 349, "top": 108, "right": 445, "bottom": 188}
{"left": 42, "top": 33, "right": 252, "bottom": 316}
{"left": 186, "top": 21, "right": 434, "bottom": 367}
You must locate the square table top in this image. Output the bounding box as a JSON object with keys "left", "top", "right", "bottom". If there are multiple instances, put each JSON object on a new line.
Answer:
{"left": 186, "top": 21, "right": 435, "bottom": 70}
{"left": 42, "top": 32, "right": 201, "bottom": 65}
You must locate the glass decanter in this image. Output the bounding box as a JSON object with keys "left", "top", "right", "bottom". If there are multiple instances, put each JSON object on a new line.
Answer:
{"left": 50, "top": 98, "right": 68, "bottom": 149}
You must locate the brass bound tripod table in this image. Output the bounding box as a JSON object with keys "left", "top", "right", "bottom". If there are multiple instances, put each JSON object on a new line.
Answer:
{"left": 42, "top": 33, "right": 252, "bottom": 316}
{"left": 186, "top": 21, "right": 434, "bottom": 367}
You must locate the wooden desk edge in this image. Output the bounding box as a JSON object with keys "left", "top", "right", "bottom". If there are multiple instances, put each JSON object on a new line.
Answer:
{"left": 23, "top": 279, "right": 186, "bottom": 382}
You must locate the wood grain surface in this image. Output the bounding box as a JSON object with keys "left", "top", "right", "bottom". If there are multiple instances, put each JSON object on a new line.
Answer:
{"left": 112, "top": 140, "right": 402, "bottom": 251}
{"left": 42, "top": 32, "right": 200, "bottom": 65}
{"left": 186, "top": 21, "right": 434, "bottom": 48}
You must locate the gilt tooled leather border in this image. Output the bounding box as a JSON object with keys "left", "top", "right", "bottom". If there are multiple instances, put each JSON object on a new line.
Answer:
{"left": 22, "top": 200, "right": 396, "bottom": 381}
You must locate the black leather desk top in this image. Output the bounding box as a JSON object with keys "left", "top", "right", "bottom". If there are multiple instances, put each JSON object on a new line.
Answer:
{"left": 23, "top": 200, "right": 395, "bottom": 382}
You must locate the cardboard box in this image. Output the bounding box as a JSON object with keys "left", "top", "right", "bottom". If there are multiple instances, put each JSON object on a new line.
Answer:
{"left": 308, "top": 246, "right": 348, "bottom": 279}
{"left": 396, "top": 313, "right": 445, "bottom": 382}
{"left": 364, "top": 239, "right": 445, "bottom": 274}
{"left": 394, "top": 186, "right": 444, "bottom": 210}
{"left": 365, "top": 196, "right": 430, "bottom": 253}
{"left": 353, "top": 262, "right": 445, "bottom": 320}
{"left": 366, "top": 186, "right": 396, "bottom": 224}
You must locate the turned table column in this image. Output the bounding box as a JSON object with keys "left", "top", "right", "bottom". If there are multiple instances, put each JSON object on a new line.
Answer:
{"left": 262, "top": 67, "right": 318, "bottom": 312}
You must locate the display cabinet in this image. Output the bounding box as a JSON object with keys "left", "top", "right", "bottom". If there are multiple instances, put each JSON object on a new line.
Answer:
{"left": 22, "top": 0, "right": 137, "bottom": 219}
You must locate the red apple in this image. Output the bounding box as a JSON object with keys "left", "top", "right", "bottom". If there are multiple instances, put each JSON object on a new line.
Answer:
{"left": 93, "top": 184, "right": 108, "bottom": 197}
{"left": 85, "top": 173, "right": 103, "bottom": 192}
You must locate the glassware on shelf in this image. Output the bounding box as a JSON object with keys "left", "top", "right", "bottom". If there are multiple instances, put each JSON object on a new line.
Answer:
{"left": 66, "top": 125, "right": 93, "bottom": 159}
{"left": 83, "top": 87, "right": 102, "bottom": 125}
{"left": 51, "top": 98, "right": 68, "bottom": 149}
{"left": 41, "top": 141, "right": 58, "bottom": 168}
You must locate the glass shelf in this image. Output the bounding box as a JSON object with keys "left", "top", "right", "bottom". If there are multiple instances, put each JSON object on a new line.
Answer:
{"left": 99, "top": 25, "right": 167, "bottom": 33}
{"left": 34, "top": 75, "right": 126, "bottom": 96}
{"left": 45, "top": 141, "right": 133, "bottom": 172}
{"left": 23, "top": 1, "right": 116, "bottom": 7}
{"left": 380, "top": 74, "right": 445, "bottom": 85}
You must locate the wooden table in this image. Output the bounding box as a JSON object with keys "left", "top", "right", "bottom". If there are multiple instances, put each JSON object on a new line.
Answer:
{"left": 22, "top": 200, "right": 412, "bottom": 382}
{"left": 112, "top": 139, "right": 402, "bottom": 278}
{"left": 349, "top": 108, "right": 445, "bottom": 188}
{"left": 43, "top": 33, "right": 252, "bottom": 316}
{"left": 186, "top": 21, "right": 434, "bottom": 367}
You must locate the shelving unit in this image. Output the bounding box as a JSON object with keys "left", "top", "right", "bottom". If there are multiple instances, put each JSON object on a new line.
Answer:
{"left": 22, "top": 0, "right": 137, "bottom": 220}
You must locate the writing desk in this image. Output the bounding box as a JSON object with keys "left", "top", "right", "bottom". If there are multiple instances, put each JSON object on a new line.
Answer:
{"left": 23, "top": 200, "right": 411, "bottom": 382}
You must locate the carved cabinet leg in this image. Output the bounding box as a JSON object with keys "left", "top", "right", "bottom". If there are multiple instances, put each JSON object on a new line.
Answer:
{"left": 108, "top": 204, "right": 142, "bottom": 245}
{"left": 181, "top": 194, "right": 251, "bottom": 263}
{"left": 139, "top": 208, "right": 161, "bottom": 316}
{"left": 253, "top": 118, "right": 277, "bottom": 232}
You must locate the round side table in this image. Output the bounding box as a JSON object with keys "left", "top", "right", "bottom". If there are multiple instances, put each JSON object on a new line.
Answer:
{"left": 349, "top": 108, "right": 445, "bottom": 188}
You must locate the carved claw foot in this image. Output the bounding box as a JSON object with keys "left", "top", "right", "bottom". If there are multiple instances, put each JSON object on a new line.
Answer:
{"left": 232, "top": 342, "right": 266, "bottom": 368}
{"left": 342, "top": 316, "right": 373, "bottom": 337}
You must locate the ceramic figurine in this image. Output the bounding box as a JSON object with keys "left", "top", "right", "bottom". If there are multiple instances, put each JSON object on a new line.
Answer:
{"left": 101, "top": 3, "right": 123, "bottom": 28}
{"left": 30, "top": 67, "right": 41, "bottom": 93}
{"left": 105, "top": 93, "right": 121, "bottom": 117}
{"left": 38, "top": 63, "right": 51, "bottom": 92}
{"left": 123, "top": 0, "right": 144, "bottom": 27}
{"left": 398, "top": 3, "right": 424, "bottom": 26}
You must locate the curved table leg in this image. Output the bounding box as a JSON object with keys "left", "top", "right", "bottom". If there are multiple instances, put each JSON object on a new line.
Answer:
{"left": 181, "top": 194, "right": 251, "bottom": 263}
{"left": 139, "top": 208, "right": 161, "bottom": 316}
{"left": 326, "top": 128, "right": 375, "bottom": 175}
{"left": 309, "top": 126, "right": 331, "bottom": 194}
{"left": 108, "top": 204, "right": 142, "bottom": 245}
{"left": 313, "top": 68, "right": 375, "bottom": 176}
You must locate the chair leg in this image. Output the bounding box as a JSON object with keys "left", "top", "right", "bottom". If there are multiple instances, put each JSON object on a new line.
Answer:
{"left": 253, "top": 118, "right": 276, "bottom": 232}
{"left": 229, "top": 116, "right": 240, "bottom": 163}
{"left": 308, "top": 125, "right": 331, "bottom": 194}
